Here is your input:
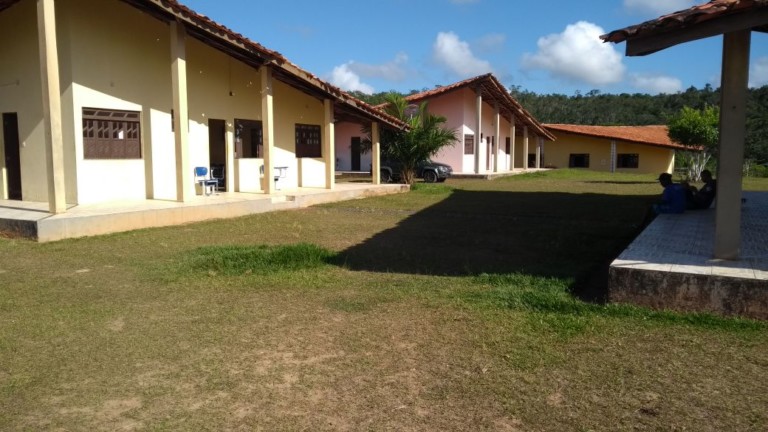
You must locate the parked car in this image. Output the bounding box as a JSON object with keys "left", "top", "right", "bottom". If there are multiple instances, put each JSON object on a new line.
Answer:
{"left": 380, "top": 159, "right": 453, "bottom": 183}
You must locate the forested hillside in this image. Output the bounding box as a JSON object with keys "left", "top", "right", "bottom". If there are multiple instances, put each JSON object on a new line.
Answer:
{"left": 350, "top": 85, "right": 768, "bottom": 163}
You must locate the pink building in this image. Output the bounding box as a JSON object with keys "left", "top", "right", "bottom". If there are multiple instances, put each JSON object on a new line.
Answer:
{"left": 335, "top": 74, "right": 554, "bottom": 175}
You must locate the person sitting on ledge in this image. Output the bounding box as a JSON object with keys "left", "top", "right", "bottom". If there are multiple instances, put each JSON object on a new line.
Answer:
{"left": 687, "top": 169, "right": 716, "bottom": 210}
{"left": 653, "top": 172, "right": 686, "bottom": 214}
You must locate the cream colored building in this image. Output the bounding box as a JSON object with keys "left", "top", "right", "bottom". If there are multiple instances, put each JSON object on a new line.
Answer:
{"left": 334, "top": 74, "right": 554, "bottom": 175}
{"left": 0, "top": 0, "right": 401, "bottom": 213}
{"left": 544, "top": 124, "right": 683, "bottom": 174}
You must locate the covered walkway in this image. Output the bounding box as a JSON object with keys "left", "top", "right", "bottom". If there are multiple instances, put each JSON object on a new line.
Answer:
{"left": 0, "top": 183, "right": 407, "bottom": 242}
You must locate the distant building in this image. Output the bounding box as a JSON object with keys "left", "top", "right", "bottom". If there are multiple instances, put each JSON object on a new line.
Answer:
{"left": 335, "top": 74, "right": 555, "bottom": 175}
{"left": 544, "top": 124, "right": 687, "bottom": 174}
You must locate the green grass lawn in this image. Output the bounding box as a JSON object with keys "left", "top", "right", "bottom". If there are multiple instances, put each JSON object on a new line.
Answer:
{"left": 1, "top": 170, "right": 767, "bottom": 431}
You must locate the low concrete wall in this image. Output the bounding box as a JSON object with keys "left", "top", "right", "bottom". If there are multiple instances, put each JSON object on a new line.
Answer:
{"left": 29, "top": 184, "right": 410, "bottom": 242}
{"left": 609, "top": 266, "right": 768, "bottom": 320}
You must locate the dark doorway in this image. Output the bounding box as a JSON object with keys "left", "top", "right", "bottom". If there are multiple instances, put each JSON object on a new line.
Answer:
{"left": 208, "top": 119, "right": 226, "bottom": 191}
{"left": 528, "top": 153, "right": 537, "bottom": 168}
{"left": 234, "top": 119, "right": 263, "bottom": 158}
{"left": 2, "top": 113, "right": 22, "bottom": 200}
{"left": 350, "top": 137, "right": 361, "bottom": 171}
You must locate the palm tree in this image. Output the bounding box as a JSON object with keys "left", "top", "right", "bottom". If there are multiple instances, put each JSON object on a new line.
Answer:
{"left": 376, "top": 93, "right": 457, "bottom": 184}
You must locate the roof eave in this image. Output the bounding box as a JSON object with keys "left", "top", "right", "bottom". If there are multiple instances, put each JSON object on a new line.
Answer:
{"left": 601, "top": 1, "right": 768, "bottom": 56}
{"left": 116, "top": 0, "right": 405, "bottom": 130}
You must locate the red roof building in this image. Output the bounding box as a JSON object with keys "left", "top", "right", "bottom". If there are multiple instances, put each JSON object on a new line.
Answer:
{"left": 544, "top": 124, "right": 684, "bottom": 174}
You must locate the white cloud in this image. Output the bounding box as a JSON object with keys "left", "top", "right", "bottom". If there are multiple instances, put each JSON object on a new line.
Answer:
{"left": 750, "top": 56, "right": 768, "bottom": 88}
{"left": 623, "top": 0, "right": 698, "bottom": 16}
{"left": 522, "top": 21, "right": 626, "bottom": 86}
{"left": 329, "top": 64, "right": 374, "bottom": 94}
{"left": 475, "top": 33, "right": 506, "bottom": 53}
{"left": 432, "top": 31, "right": 494, "bottom": 78}
{"left": 346, "top": 53, "right": 409, "bottom": 82}
{"left": 630, "top": 73, "right": 683, "bottom": 94}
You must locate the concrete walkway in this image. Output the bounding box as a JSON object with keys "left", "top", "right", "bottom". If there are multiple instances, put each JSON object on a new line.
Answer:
{"left": 609, "top": 191, "right": 768, "bottom": 319}
{"left": 0, "top": 183, "right": 408, "bottom": 242}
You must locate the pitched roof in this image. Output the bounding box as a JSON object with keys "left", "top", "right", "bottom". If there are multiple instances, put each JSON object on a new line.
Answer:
{"left": 0, "top": 0, "right": 405, "bottom": 129}
{"left": 544, "top": 124, "right": 692, "bottom": 150}
{"left": 402, "top": 74, "right": 556, "bottom": 141}
{"left": 601, "top": 0, "right": 768, "bottom": 55}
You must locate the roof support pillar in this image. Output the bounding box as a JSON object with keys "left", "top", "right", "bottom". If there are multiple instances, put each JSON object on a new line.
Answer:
{"left": 494, "top": 104, "right": 501, "bottom": 173}
{"left": 474, "top": 89, "right": 483, "bottom": 174}
{"left": 714, "top": 30, "right": 750, "bottom": 260}
{"left": 261, "top": 66, "right": 275, "bottom": 194}
{"left": 610, "top": 140, "right": 617, "bottom": 173}
{"left": 371, "top": 122, "right": 380, "bottom": 185}
{"left": 171, "top": 20, "right": 192, "bottom": 202}
{"left": 536, "top": 137, "right": 543, "bottom": 169}
{"left": 509, "top": 121, "right": 516, "bottom": 171}
{"left": 225, "top": 121, "right": 235, "bottom": 192}
{"left": 37, "top": 0, "right": 67, "bottom": 213}
{"left": 323, "top": 98, "right": 335, "bottom": 190}
{"left": 523, "top": 126, "right": 529, "bottom": 170}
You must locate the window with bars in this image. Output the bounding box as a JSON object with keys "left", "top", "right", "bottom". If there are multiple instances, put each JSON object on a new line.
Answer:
{"left": 464, "top": 134, "right": 474, "bottom": 155}
{"left": 617, "top": 153, "right": 639, "bottom": 168}
{"left": 569, "top": 153, "right": 590, "bottom": 168}
{"left": 235, "top": 119, "right": 263, "bottom": 158}
{"left": 82, "top": 108, "right": 141, "bottom": 159}
{"left": 296, "top": 124, "right": 321, "bottom": 158}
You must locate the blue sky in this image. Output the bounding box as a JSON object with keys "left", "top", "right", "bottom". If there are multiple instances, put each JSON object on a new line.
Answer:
{"left": 182, "top": 0, "right": 768, "bottom": 96}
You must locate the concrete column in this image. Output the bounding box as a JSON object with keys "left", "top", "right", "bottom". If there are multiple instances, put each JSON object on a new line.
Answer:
{"left": 474, "top": 89, "right": 482, "bottom": 174}
{"left": 37, "top": 0, "right": 66, "bottom": 213}
{"left": 610, "top": 140, "right": 617, "bottom": 173}
{"left": 535, "top": 136, "right": 541, "bottom": 169}
{"left": 510, "top": 121, "right": 516, "bottom": 171}
{"left": 142, "top": 110, "right": 154, "bottom": 198}
{"left": 323, "top": 99, "right": 335, "bottom": 190}
{"left": 261, "top": 66, "right": 275, "bottom": 194}
{"left": 225, "top": 121, "right": 235, "bottom": 192}
{"left": 371, "top": 122, "right": 380, "bottom": 185}
{"left": 523, "top": 126, "right": 529, "bottom": 170}
{"left": 538, "top": 137, "right": 544, "bottom": 169}
{"left": 494, "top": 105, "right": 501, "bottom": 173}
{"left": 714, "top": 30, "right": 751, "bottom": 260}
{"left": 170, "top": 21, "right": 192, "bottom": 202}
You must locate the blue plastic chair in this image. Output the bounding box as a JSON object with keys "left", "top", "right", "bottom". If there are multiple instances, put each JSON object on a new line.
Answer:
{"left": 194, "top": 166, "right": 219, "bottom": 196}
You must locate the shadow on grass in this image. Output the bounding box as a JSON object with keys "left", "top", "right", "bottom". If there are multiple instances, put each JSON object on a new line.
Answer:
{"left": 338, "top": 189, "right": 656, "bottom": 302}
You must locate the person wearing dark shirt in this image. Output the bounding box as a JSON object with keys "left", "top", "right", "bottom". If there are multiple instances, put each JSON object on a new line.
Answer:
{"left": 654, "top": 172, "right": 686, "bottom": 214}
{"left": 691, "top": 169, "right": 716, "bottom": 209}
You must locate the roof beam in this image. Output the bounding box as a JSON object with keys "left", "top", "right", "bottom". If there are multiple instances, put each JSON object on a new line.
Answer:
{"left": 626, "top": 8, "right": 768, "bottom": 56}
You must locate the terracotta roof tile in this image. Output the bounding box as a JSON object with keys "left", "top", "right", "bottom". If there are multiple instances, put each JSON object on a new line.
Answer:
{"left": 601, "top": 0, "right": 768, "bottom": 44}
{"left": 544, "top": 124, "right": 695, "bottom": 150}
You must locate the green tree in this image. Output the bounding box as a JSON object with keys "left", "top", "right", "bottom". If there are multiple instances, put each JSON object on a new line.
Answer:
{"left": 377, "top": 93, "right": 458, "bottom": 185}
{"left": 667, "top": 105, "right": 719, "bottom": 181}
